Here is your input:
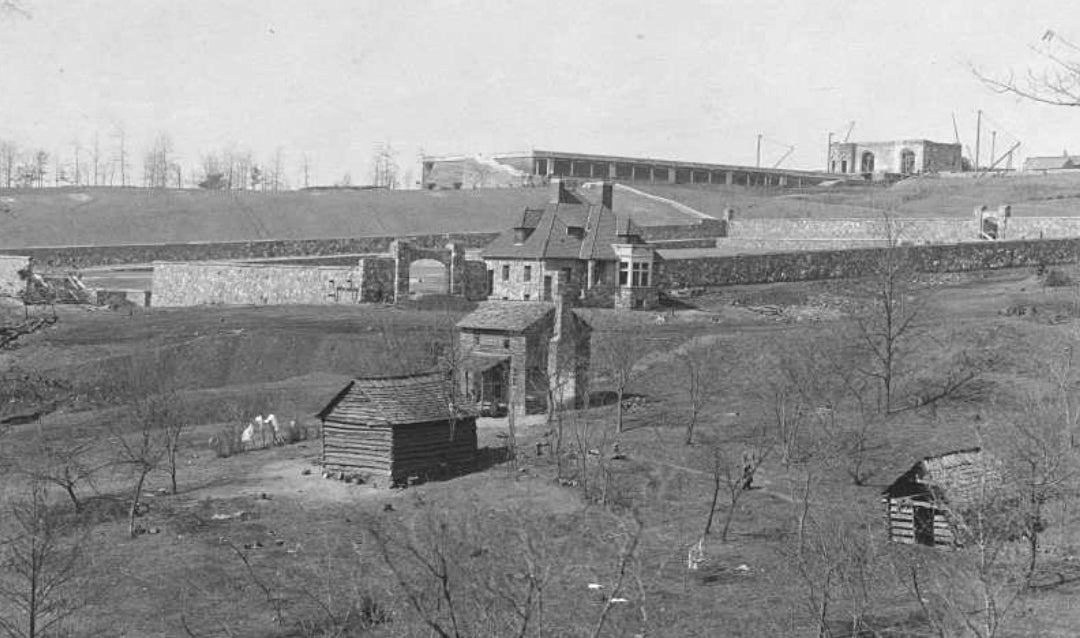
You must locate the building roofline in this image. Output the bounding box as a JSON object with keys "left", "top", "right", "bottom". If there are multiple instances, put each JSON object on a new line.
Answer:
{"left": 425, "top": 149, "right": 837, "bottom": 179}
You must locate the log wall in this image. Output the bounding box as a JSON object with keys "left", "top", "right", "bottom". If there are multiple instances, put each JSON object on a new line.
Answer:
{"left": 321, "top": 417, "right": 477, "bottom": 486}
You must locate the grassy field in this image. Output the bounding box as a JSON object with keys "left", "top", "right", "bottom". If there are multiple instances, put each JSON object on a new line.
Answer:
{"left": 3, "top": 266, "right": 1080, "bottom": 636}
{"left": 5, "top": 173, "right": 1080, "bottom": 250}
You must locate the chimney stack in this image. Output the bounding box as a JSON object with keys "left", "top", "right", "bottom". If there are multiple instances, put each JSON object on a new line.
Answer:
{"left": 549, "top": 178, "right": 565, "bottom": 205}
{"left": 601, "top": 180, "right": 614, "bottom": 210}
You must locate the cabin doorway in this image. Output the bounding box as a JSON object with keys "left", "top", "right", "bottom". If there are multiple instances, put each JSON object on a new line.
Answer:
{"left": 913, "top": 503, "right": 935, "bottom": 546}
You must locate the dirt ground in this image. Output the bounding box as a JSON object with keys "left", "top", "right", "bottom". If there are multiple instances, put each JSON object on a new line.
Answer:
{"left": 4, "top": 268, "right": 1080, "bottom": 636}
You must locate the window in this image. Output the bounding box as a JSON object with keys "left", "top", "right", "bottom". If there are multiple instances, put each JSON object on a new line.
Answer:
{"left": 618, "top": 262, "right": 628, "bottom": 286}
{"left": 523, "top": 293, "right": 531, "bottom": 301}
{"left": 632, "top": 262, "right": 649, "bottom": 287}
{"left": 503, "top": 339, "right": 510, "bottom": 349}
{"left": 473, "top": 334, "right": 480, "bottom": 345}
{"left": 523, "top": 265, "right": 532, "bottom": 282}
{"left": 502, "top": 264, "right": 510, "bottom": 281}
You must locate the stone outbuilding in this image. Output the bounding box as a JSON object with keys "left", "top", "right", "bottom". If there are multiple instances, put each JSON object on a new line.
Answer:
{"left": 882, "top": 448, "right": 1001, "bottom": 547}
{"left": 456, "top": 299, "right": 590, "bottom": 419}
{"left": 829, "top": 139, "right": 962, "bottom": 178}
{"left": 482, "top": 179, "right": 660, "bottom": 310}
{"left": 316, "top": 372, "right": 478, "bottom": 487}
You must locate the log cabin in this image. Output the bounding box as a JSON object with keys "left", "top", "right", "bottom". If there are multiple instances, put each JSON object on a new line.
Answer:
{"left": 317, "top": 372, "right": 478, "bottom": 487}
{"left": 882, "top": 448, "right": 1001, "bottom": 548}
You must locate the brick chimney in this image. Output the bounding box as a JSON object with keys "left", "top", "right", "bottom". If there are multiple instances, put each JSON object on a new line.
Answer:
{"left": 549, "top": 178, "right": 566, "bottom": 205}
{"left": 601, "top": 180, "right": 614, "bottom": 210}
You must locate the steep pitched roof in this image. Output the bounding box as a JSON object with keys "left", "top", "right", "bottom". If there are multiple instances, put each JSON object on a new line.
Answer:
{"left": 883, "top": 448, "right": 1000, "bottom": 504}
{"left": 456, "top": 300, "right": 555, "bottom": 332}
{"left": 317, "top": 372, "right": 476, "bottom": 425}
{"left": 482, "top": 202, "right": 645, "bottom": 261}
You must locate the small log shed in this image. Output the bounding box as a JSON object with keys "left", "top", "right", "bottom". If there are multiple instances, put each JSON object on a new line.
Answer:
{"left": 317, "top": 372, "right": 478, "bottom": 487}
{"left": 882, "top": 447, "right": 1000, "bottom": 548}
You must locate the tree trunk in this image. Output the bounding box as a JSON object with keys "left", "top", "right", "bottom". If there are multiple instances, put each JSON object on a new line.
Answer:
{"left": 616, "top": 387, "right": 625, "bottom": 433}
{"left": 129, "top": 470, "right": 148, "bottom": 538}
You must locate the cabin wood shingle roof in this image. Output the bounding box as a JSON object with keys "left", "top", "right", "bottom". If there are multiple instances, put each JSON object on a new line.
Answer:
{"left": 317, "top": 372, "right": 476, "bottom": 425}
{"left": 883, "top": 448, "right": 1000, "bottom": 505}
{"left": 456, "top": 300, "right": 556, "bottom": 333}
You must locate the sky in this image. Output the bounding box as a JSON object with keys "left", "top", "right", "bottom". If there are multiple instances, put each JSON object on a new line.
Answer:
{"left": 2, "top": 0, "right": 1080, "bottom": 187}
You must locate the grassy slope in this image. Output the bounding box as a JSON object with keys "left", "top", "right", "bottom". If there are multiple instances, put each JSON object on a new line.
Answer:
{"left": 0, "top": 185, "right": 707, "bottom": 249}
{"left": 640, "top": 172, "right": 1080, "bottom": 219}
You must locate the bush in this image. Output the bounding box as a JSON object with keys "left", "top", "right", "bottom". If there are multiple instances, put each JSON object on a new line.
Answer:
{"left": 209, "top": 422, "right": 245, "bottom": 458}
{"left": 1043, "top": 268, "right": 1073, "bottom": 288}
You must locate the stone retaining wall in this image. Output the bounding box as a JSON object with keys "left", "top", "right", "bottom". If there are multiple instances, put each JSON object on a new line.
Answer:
{"left": 660, "top": 237, "right": 1080, "bottom": 288}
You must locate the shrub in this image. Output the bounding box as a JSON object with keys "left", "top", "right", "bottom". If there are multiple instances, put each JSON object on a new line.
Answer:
{"left": 209, "top": 422, "right": 244, "bottom": 458}
{"left": 1043, "top": 268, "right": 1073, "bottom": 288}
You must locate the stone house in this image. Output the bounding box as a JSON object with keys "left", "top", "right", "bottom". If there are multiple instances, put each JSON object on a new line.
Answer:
{"left": 481, "top": 179, "right": 659, "bottom": 310}
{"left": 456, "top": 298, "right": 590, "bottom": 419}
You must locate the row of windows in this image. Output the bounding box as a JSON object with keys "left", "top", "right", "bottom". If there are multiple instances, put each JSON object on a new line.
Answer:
{"left": 618, "top": 262, "right": 651, "bottom": 287}
{"left": 496, "top": 262, "right": 653, "bottom": 287}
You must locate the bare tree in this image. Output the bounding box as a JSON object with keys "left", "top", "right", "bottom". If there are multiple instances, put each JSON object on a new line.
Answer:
{"left": 18, "top": 437, "right": 103, "bottom": 513}
{"left": 112, "top": 395, "right": 171, "bottom": 537}
{"left": 142, "top": 132, "right": 175, "bottom": 189}
{"left": 593, "top": 330, "right": 650, "bottom": 433}
{"left": 680, "top": 337, "right": 724, "bottom": 445}
{"left": 299, "top": 153, "right": 311, "bottom": 189}
{"left": 30, "top": 151, "right": 47, "bottom": 188}
{"left": 111, "top": 125, "right": 129, "bottom": 187}
{"left": 90, "top": 131, "right": 102, "bottom": 186}
{"left": 0, "top": 482, "right": 88, "bottom": 638}
{"left": 370, "top": 142, "right": 398, "bottom": 189}
{"left": 974, "top": 30, "right": 1080, "bottom": 107}
{"left": 702, "top": 423, "right": 773, "bottom": 542}
{"left": 0, "top": 141, "right": 17, "bottom": 189}
{"left": 788, "top": 474, "right": 888, "bottom": 638}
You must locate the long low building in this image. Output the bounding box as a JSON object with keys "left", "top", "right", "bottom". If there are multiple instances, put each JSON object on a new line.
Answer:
{"left": 422, "top": 149, "right": 839, "bottom": 190}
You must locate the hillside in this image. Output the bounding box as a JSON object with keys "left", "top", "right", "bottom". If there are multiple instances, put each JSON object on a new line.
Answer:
{"left": 640, "top": 172, "right": 1080, "bottom": 219}
{"left": 0, "top": 185, "right": 708, "bottom": 249}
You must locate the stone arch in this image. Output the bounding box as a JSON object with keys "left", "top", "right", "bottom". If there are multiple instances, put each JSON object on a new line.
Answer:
{"left": 861, "top": 151, "right": 875, "bottom": 174}
{"left": 900, "top": 149, "right": 916, "bottom": 175}
{"left": 408, "top": 259, "right": 448, "bottom": 297}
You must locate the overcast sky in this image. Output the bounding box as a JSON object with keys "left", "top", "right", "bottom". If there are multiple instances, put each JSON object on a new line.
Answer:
{"left": 2, "top": 0, "right": 1080, "bottom": 186}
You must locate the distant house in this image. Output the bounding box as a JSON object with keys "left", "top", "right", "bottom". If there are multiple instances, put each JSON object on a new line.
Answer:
{"left": 882, "top": 448, "right": 1001, "bottom": 547}
{"left": 482, "top": 179, "right": 660, "bottom": 310}
{"left": 317, "top": 373, "right": 477, "bottom": 487}
{"left": 1022, "top": 155, "right": 1080, "bottom": 172}
{"left": 456, "top": 299, "right": 590, "bottom": 419}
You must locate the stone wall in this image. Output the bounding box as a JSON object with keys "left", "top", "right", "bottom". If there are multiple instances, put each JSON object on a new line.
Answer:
{"left": 1005, "top": 217, "right": 1080, "bottom": 240}
{"left": 152, "top": 261, "right": 365, "bottom": 307}
{"left": 728, "top": 218, "right": 976, "bottom": 244}
{"left": 713, "top": 237, "right": 889, "bottom": 252}
{"left": 641, "top": 219, "right": 727, "bottom": 241}
{"left": 0, "top": 232, "right": 500, "bottom": 270}
{"left": 0, "top": 255, "right": 29, "bottom": 297}
{"left": 659, "top": 237, "right": 1080, "bottom": 288}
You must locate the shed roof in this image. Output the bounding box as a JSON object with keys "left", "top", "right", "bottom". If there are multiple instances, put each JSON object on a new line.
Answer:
{"left": 456, "top": 300, "right": 555, "bottom": 332}
{"left": 317, "top": 372, "right": 477, "bottom": 425}
{"left": 1023, "top": 156, "right": 1077, "bottom": 171}
{"left": 883, "top": 447, "right": 1000, "bottom": 504}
